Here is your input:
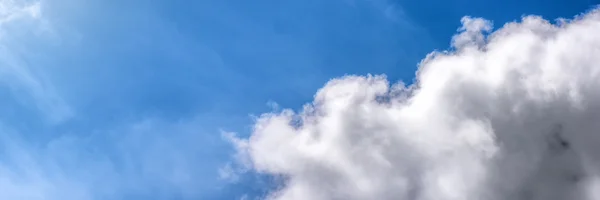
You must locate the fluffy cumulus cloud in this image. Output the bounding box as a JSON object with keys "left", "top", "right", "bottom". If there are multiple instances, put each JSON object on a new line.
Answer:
{"left": 228, "top": 7, "right": 600, "bottom": 200}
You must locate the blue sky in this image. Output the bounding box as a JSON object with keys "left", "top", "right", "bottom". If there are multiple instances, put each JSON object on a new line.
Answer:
{"left": 0, "top": 0, "right": 598, "bottom": 199}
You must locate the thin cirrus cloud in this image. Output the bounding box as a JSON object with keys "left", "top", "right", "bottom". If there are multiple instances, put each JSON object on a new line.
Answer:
{"left": 227, "top": 7, "right": 600, "bottom": 200}
{"left": 0, "top": 0, "right": 72, "bottom": 123}
{"left": 0, "top": 117, "right": 226, "bottom": 200}
{"left": 0, "top": 0, "right": 234, "bottom": 199}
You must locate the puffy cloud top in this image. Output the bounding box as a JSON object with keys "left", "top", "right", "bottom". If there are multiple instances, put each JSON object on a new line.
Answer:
{"left": 228, "top": 8, "right": 600, "bottom": 200}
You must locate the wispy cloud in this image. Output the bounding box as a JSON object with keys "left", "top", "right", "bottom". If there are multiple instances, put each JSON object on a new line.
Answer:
{"left": 0, "top": 0, "right": 41, "bottom": 24}
{"left": 0, "top": 116, "right": 230, "bottom": 199}
{"left": 0, "top": 2, "right": 235, "bottom": 199}
{"left": 0, "top": 0, "right": 72, "bottom": 123}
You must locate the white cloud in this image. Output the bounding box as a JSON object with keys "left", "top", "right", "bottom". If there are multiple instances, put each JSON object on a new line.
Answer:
{"left": 451, "top": 16, "right": 492, "bottom": 49}
{"left": 228, "top": 7, "right": 600, "bottom": 200}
